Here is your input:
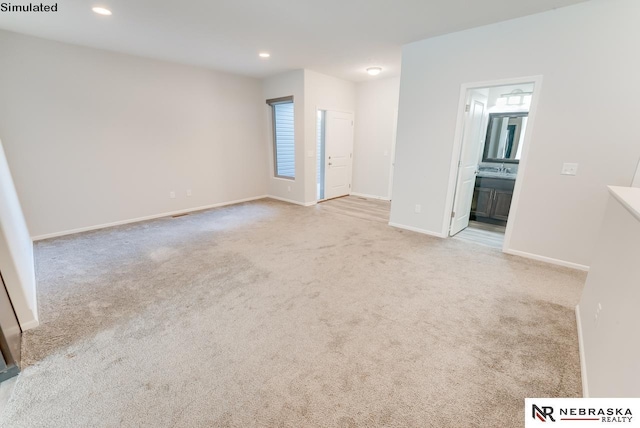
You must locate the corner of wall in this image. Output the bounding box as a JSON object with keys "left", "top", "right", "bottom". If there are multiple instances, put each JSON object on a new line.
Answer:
{"left": 575, "top": 304, "right": 589, "bottom": 397}
{"left": 0, "top": 139, "right": 38, "bottom": 331}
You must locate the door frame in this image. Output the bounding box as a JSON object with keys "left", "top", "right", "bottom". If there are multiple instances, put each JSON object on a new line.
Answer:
{"left": 442, "top": 75, "right": 544, "bottom": 253}
{"left": 315, "top": 106, "right": 355, "bottom": 202}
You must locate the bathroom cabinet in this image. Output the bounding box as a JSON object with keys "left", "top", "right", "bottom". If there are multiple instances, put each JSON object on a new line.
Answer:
{"left": 471, "top": 176, "right": 515, "bottom": 225}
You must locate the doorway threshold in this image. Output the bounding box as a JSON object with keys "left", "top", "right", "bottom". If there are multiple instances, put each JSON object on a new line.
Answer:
{"left": 453, "top": 221, "right": 505, "bottom": 249}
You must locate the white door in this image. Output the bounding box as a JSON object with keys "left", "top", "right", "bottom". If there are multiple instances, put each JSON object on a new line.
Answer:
{"left": 325, "top": 111, "right": 354, "bottom": 200}
{"left": 450, "top": 93, "right": 486, "bottom": 236}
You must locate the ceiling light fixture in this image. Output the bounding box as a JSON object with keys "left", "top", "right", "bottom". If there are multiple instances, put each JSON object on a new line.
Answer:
{"left": 498, "top": 89, "right": 533, "bottom": 106}
{"left": 366, "top": 67, "right": 382, "bottom": 76}
{"left": 92, "top": 6, "right": 112, "bottom": 15}
{"left": 259, "top": 52, "right": 271, "bottom": 58}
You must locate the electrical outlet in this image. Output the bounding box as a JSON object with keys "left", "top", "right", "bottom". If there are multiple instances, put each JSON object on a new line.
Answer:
{"left": 186, "top": 189, "right": 192, "bottom": 197}
{"left": 415, "top": 204, "right": 421, "bottom": 213}
{"left": 561, "top": 162, "right": 578, "bottom": 175}
{"left": 169, "top": 191, "right": 176, "bottom": 199}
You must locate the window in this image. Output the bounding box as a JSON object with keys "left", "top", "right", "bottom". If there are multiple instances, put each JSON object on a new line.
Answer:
{"left": 267, "top": 96, "right": 295, "bottom": 179}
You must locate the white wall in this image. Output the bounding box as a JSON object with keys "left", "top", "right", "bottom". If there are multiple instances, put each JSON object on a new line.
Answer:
{"left": 263, "top": 69, "right": 355, "bottom": 205}
{"left": 304, "top": 70, "right": 356, "bottom": 204}
{"left": 0, "top": 30, "right": 267, "bottom": 238}
{"left": 577, "top": 188, "right": 640, "bottom": 397}
{"left": 263, "top": 70, "right": 306, "bottom": 205}
{"left": 0, "top": 139, "right": 38, "bottom": 330}
{"left": 391, "top": 0, "right": 640, "bottom": 267}
{"left": 352, "top": 77, "right": 400, "bottom": 200}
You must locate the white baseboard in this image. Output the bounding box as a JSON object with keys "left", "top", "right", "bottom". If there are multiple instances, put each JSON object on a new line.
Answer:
{"left": 503, "top": 248, "right": 590, "bottom": 271}
{"left": 267, "top": 195, "right": 316, "bottom": 207}
{"left": 32, "top": 195, "right": 269, "bottom": 241}
{"left": 350, "top": 192, "right": 390, "bottom": 201}
{"left": 575, "top": 304, "right": 589, "bottom": 397}
{"left": 20, "top": 317, "right": 40, "bottom": 331}
{"left": 388, "top": 222, "right": 447, "bottom": 238}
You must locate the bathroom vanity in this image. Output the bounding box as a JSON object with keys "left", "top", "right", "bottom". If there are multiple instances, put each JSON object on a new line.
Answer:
{"left": 469, "top": 110, "right": 527, "bottom": 226}
{"left": 470, "top": 173, "right": 515, "bottom": 226}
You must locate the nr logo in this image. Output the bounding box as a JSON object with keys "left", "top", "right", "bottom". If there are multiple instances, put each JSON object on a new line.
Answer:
{"left": 533, "top": 404, "right": 556, "bottom": 422}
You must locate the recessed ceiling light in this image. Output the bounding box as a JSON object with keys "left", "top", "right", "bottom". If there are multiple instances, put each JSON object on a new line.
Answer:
{"left": 259, "top": 52, "right": 271, "bottom": 58}
{"left": 92, "top": 7, "right": 112, "bottom": 16}
{"left": 366, "top": 67, "right": 382, "bottom": 76}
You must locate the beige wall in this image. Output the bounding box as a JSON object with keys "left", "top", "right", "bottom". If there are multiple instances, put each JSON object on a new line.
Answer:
{"left": 304, "top": 70, "right": 356, "bottom": 204}
{"left": 577, "top": 188, "right": 640, "bottom": 397}
{"left": 352, "top": 77, "right": 400, "bottom": 200}
{"left": 0, "top": 30, "right": 267, "bottom": 238}
{"left": 263, "top": 69, "right": 356, "bottom": 206}
{"left": 0, "top": 139, "right": 37, "bottom": 330}
{"left": 391, "top": 0, "right": 640, "bottom": 268}
{"left": 262, "top": 70, "right": 306, "bottom": 205}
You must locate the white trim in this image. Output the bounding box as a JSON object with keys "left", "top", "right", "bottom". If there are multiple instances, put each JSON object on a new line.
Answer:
{"left": 32, "top": 195, "right": 268, "bottom": 241}
{"left": 20, "top": 318, "right": 39, "bottom": 331}
{"left": 575, "top": 304, "right": 589, "bottom": 398}
{"left": 442, "top": 75, "right": 544, "bottom": 254}
{"left": 315, "top": 105, "right": 355, "bottom": 116}
{"left": 388, "top": 222, "right": 447, "bottom": 238}
{"left": 267, "top": 195, "right": 316, "bottom": 207}
{"left": 503, "top": 248, "right": 589, "bottom": 271}
{"left": 350, "top": 192, "right": 390, "bottom": 201}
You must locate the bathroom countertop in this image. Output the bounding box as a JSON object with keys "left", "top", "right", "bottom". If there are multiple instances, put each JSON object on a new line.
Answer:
{"left": 476, "top": 171, "right": 517, "bottom": 180}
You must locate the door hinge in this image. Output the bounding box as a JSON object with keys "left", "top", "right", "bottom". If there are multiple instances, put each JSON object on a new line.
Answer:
{"left": 465, "top": 104, "right": 470, "bottom": 112}
{"left": 350, "top": 153, "right": 352, "bottom": 159}
{"left": 451, "top": 211, "right": 455, "bottom": 218}
{"left": 349, "top": 184, "right": 351, "bottom": 188}
{"left": 458, "top": 160, "right": 462, "bottom": 167}
{"left": 351, "top": 120, "right": 354, "bottom": 126}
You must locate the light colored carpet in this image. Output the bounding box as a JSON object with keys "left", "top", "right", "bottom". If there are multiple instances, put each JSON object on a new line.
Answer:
{"left": 318, "top": 196, "right": 390, "bottom": 224}
{"left": 0, "top": 198, "right": 586, "bottom": 427}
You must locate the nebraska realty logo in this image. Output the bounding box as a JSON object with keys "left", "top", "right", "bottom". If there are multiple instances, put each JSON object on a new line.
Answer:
{"left": 526, "top": 398, "right": 640, "bottom": 427}
{"left": 1, "top": 2, "right": 58, "bottom": 12}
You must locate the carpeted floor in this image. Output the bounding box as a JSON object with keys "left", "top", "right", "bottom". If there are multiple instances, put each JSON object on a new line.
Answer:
{"left": 0, "top": 198, "right": 586, "bottom": 427}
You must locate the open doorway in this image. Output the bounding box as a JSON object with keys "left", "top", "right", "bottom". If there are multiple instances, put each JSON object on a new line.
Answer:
{"left": 449, "top": 79, "right": 539, "bottom": 249}
{"left": 316, "top": 109, "right": 354, "bottom": 202}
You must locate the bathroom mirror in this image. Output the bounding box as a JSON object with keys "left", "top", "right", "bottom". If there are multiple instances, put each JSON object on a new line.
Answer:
{"left": 483, "top": 112, "right": 528, "bottom": 163}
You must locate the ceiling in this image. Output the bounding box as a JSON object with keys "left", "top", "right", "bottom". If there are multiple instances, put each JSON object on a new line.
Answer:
{"left": 0, "top": 0, "right": 588, "bottom": 82}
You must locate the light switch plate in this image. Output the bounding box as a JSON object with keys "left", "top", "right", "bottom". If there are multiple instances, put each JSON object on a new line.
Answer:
{"left": 561, "top": 163, "right": 578, "bottom": 176}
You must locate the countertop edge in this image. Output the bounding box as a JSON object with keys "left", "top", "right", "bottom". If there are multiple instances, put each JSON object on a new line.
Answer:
{"left": 608, "top": 186, "right": 640, "bottom": 222}
{"left": 476, "top": 173, "right": 517, "bottom": 181}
